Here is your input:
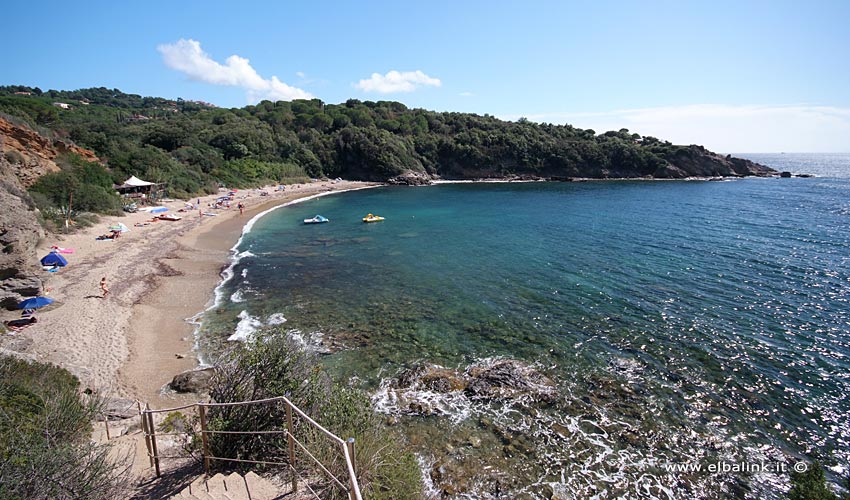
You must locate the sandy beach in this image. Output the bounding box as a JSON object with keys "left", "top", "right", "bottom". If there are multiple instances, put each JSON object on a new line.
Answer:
{"left": 1, "top": 180, "right": 375, "bottom": 408}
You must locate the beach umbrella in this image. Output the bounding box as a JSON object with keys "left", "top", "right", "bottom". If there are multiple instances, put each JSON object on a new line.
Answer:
{"left": 108, "top": 222, "right": 130, "bottom": 233}
{"left": 40, "top": 252, "right": 68, "bottom": 267}
{"left": 18, "top": 296, "right": 54, "bottom": 309}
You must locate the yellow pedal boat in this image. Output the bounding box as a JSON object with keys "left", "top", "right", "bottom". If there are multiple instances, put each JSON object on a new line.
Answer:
{"left": 362, "top": 213, "right": 385, "bottom": 223}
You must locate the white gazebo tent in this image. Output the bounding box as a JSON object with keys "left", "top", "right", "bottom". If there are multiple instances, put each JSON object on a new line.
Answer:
{"left": 114, "top": 176, "right": 165, "bottom": 202}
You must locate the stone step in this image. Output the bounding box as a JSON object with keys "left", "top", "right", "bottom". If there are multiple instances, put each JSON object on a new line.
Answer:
{"left": 203, "top": 473, "right": 228, "bottom": 495}
{"left": 244, "top": 471, "right": 283, "bottom": 500}
{"left": 170, "top": 470, "right": 284, "bottom": 500}
{"left": 222, "top": 472, "right": 250, "bottom": 500}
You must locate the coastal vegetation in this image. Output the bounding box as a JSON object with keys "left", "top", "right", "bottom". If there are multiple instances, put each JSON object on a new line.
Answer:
{"left": 28, "top": 153, "right": 124, "bottom": 231}
{"left": 0, "top": 355, "right": 130, "bottom": 500}
{"left": 1, "top": 85, "right": 771, "bottom": 218}
{"left": 788, "top": 462, "right": 850, "bottom": 500}
{"left": 205, "top": 332, "right": 422, "bottom": 499}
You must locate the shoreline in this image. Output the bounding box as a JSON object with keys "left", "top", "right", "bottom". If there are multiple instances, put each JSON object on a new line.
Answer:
{"left": 429, "top": 174, "right": 785, "bottom": 184}
{"left": 125, "top": 181, "right": 381, "bottom": 407}
{"left": 1, "top": 180, "right": 377, "bottom": 409}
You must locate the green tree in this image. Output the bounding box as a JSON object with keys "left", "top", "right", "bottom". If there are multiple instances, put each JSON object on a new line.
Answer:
{"left": 788, "top": 462, "right": 847, "bottom": 500}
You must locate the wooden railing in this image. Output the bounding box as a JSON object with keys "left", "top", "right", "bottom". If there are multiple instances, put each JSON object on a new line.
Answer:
{"left": 133, "top": 396, "right": 362, "bottom": 500}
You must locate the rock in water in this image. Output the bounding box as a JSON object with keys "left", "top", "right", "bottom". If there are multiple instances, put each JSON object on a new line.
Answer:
{"left": 393, "top": 359, "right": 557, "bottom": 402}
{"left": 420, "top": 367, "right": 469, "bottom": 392}
{"left": 465, "top": 359, "right": 557, "bottom": 402}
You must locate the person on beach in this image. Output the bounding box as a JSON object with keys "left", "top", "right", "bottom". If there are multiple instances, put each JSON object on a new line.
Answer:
{"left": 100, "top": 277, "right": 109, "bottom": 298}
{"left": 5, "top": 316, "right": 37, "bottom": 330}
{"left": 238, "top": 202, "right": 244, "bottom": 215}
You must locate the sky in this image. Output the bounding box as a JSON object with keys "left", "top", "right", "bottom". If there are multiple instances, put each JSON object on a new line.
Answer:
{"left": 5, "top": 0, "right": 849, "bottom": 153}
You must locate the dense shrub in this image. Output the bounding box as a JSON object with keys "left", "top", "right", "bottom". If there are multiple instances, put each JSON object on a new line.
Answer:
{"left": 28, "top": 154, "right": 122, "bottom": 216}
{"left": 207, "top": 332, "right": 423, "bottom": 499}
{"left": 0, "top": 355, "right": 130, "bottom": 500}
{"left": 788, "top": 461, "right": 850, "bottom": 500}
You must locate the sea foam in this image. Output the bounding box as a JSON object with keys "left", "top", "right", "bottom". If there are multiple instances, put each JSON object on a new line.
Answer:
{"left": 267, "top": 313, "right": 288, "bottom": 325}
{"left": 227, "top": 310, "right": 263, "bottom": 342}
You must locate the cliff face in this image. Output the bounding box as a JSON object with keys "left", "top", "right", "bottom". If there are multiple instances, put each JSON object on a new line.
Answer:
{"left": 0, "top": 159, "right": 45, "bottom": 308}
{"left": 0, "top": 117, "right": 100, "bottom": 308}
{"left": 0, "top": 116, "right": 99, "bottom": 187}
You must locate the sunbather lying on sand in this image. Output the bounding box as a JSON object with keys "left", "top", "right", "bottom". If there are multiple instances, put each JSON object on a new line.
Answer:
{"left": 96, "top": 230, "right": 122, "bottom": 240}
{"left": 4, "top": 316, "right": 37, "bottom": 331}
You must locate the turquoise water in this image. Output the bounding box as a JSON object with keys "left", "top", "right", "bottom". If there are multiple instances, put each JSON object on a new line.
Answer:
{"left": 204, "top": 155, "right": 850, "bottom": 498}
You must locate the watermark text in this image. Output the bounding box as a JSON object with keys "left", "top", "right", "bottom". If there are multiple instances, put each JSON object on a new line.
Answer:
{"left": 663, "top": 461, "right": 807, "bottom": 474}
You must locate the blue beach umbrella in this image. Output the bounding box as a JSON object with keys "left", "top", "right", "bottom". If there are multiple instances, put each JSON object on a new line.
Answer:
{"left": 18, "top": 296, "right": 54, "bottom": 310}
{"left": 40, "top": 252, "right": 68, "bottom": 267}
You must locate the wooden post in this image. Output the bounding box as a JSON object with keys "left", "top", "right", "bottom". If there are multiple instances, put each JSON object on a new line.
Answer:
{"left": 198, "top": 404, "right": 211, "bottom": 474}
{"left": 141, "top": 404, "right": 154, "bottom": 467}
{"left": 346, "top": 438, "right": 356, "bottom": 474}
{"left": 286, "top": 404, "right": 297, "bottom": 493}
{"left": 104, "top": 413, "right": 111, "bottom": 440}
{"left": 346, "top": 437, "right": 358, "bottom": 500}
{"left": 147, "top": 410, "right": 161, "bottom": 477}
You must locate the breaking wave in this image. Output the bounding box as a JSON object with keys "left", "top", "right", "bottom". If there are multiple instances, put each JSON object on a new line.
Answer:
{"left": 227, "top": 310, "right": 263, "bottom": 342}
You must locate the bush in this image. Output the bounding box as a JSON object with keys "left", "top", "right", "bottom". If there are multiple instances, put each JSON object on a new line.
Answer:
{"left": 28, "top": 155, "right": 122, "bottom": 216}
{"left": 4, "top": 150, "right": 25, "bottom": 164}
{"left": 310, "top": 385, "right": 423, "bottom": 500}
{"left": 788, "top": 461, "right": 850, "bottom": 500}
{"left": 159, "top": 411, "right": 201, "bottom": 458}
{"left": 0, "top": 355, "right": 130, "bottom": 500}
{"left": 207, "top": 332, "right": 423, "bottom": 499}
{"left": 205, "top": 334, "right": 330, "bottom": 469}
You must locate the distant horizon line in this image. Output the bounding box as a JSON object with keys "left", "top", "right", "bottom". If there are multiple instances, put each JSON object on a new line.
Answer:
{"left": 730, "top": 152, "right": 850, "bottom": 155}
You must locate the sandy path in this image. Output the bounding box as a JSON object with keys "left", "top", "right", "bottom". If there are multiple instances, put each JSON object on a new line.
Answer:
{"left": 2, "top": 181, "right": 375, "bottom": 408}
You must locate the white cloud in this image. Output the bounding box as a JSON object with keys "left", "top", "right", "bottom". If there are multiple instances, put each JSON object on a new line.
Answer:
{"left": 158, "top": 39, "right": 312, "bottom": 103}
{"left": 459, "top": 91, "right": 474, "bottom": 97}
{"left": 295, "top": 71, "right": 305, "bottom": 78}
{"left": 354, "top": 70, "right": 441, "bottom": 93}
{"left": 503, "top": 104, "right": 850, "bottom": 153}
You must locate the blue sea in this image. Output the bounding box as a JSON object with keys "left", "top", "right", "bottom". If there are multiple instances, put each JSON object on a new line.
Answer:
{"left": 201, "top": 153, "right": 850, "bottom": 499}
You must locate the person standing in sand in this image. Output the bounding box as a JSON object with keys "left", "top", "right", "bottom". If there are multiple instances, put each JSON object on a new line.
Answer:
{"left": 100, "top": 277, "right": 109, "bottom": 298}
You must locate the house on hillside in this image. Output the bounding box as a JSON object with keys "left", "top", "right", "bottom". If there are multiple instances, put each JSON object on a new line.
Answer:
{"left": 52, "top": 102, "right": 71, "bottom": 110}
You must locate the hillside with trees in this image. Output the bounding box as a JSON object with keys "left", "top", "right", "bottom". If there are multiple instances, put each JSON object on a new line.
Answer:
{"left": 0, "top": 85, "right": 773, "bottom": 199}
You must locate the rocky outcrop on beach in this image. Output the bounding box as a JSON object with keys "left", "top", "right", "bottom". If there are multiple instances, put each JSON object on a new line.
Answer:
{"left": 169, "top": 367, "right": 215, "bottom": 393}
{"left": 386, "top": 170, "right": 434, "bottom": 185}
{"left": 0, "top": 117, "right": 104, "bottom": 309}
{"left": 0, "top": 158, "right": 46, "bottom": 309}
